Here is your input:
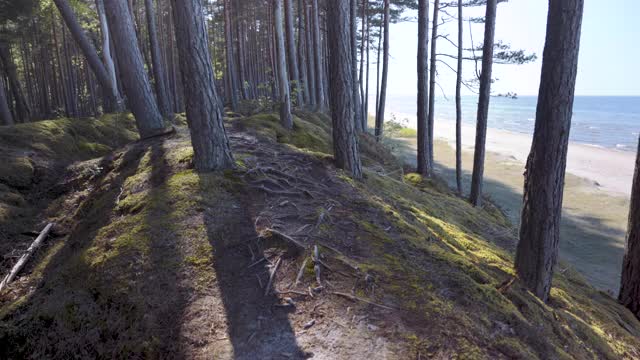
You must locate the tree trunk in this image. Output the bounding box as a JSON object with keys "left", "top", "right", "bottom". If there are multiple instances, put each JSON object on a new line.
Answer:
{"left": 171, "top": 0, "right": 234, "bottom": 171}
{"left": 104, "top": 0, "right": 166, "bottom": 138}
{"left": 304, "top": 2, "right": 316, "bottom": 107}
{"left": 95, "top": 0, "right": 120, "bottom": 112}
{"left": 350, "top": 0, "right": 363, "bottom": 132}
{"left": 416, "top": 0, "right": 431, "bottom": 176}
{"left": 374, "top": 0, "right": 389, "bottom": 141}
{"left": 0, "top": 77, "right": 14, "bottom": 125}
{"left": 274, "top": 0, "right": 293, "bottom": 129}
{"left": 427, "top": 0, "right": 439, "bottom": 169}
{"left": 469, "top": 0, "right": 497, "bottom": 207}
{"left": 0, "top": 42, "right": 31, "bottom": 122}
{"left": 327, "top": 0, "right": 362, "bottom": 179}
{"left": 364, "top": 11, "right": 370, "bottom": 131}
{"left": 53, "top": 0, "right": 123, "bottom": 112}
{"left": 620, "top": 136, "right": 640, "bottom": 318}
{"left": 455, "top": 0, "right": 463, "bottom": 195}
{"left": 297, "top": 0, "right": 309, "bottom": 106}
{"left": 224, "top": 0, "right": 239, "bottom": 111}
{"left": 284, "top": 0, "right": 302, "bottom": 106}
{"left": 311, "top": 0, "right": 325, "bottom": 110}
{"left": 145, "top": 0, "right": 172, "bottom": 117}
{"left": 514, "top": 0, "right": 584, "bottom": 303}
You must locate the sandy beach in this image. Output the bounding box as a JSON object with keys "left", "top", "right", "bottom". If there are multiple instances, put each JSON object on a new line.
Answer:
{"left": 392, "top": 119, "right": 635, "bottom": 293}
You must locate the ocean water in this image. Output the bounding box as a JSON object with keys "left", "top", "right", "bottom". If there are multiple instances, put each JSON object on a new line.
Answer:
{"left": 378, "top": 95, "right": 640, "bottom": 151}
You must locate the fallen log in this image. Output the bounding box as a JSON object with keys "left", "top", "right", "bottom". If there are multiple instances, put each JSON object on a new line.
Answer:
{"left": 0, "top": 223, "right": 54, "bottom": 292}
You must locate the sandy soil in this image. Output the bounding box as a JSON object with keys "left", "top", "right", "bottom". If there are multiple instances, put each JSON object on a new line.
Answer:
{"left": 393, "top": 120, "right": 634, "bottom": 294}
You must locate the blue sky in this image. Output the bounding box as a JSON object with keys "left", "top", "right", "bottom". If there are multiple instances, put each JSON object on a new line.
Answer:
{"left": 374, "top": 0, "right": 640, "bottom": 97}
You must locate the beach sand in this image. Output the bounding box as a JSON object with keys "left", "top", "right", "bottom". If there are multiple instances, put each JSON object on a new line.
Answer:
{"left": 392, "top": 120, "right": 635, "bottom": 293}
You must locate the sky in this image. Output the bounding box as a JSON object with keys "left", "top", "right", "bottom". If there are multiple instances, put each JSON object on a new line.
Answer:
{"left": 373, "top": 0, "right": 640, "bottom": 97}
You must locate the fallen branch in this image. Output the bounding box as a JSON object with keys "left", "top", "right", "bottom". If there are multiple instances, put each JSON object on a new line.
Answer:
{"left": 264, "top": 257, "right": 282, "bottom": 296}
{"left": 331, "top": 291, "right": 395, "bottom": 311}
{"left": 0, "top": 223, "right": 54, "bottom": 292}
{"left": 295, "top": 257, "right": 309, "bottom": 287}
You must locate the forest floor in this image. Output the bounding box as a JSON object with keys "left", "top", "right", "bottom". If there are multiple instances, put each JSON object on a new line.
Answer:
{"left": 1, "top": 109, "right": 640, "bottom": 359}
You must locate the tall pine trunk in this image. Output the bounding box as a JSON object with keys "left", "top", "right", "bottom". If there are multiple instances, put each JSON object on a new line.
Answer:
{"left": 427, "top": 0, "right": 439, "bottom": 168}
{"left": 104, "top": 0, "right": 166, "bottom": 138}
{"left": 0, "top": 42, "right": 32, "bottom": 122}
{"left": 327, "top": 0, "right": 362, "bottom": 179}
{"left": 224, "top": 0, "right": 239, "bottom": 111}
{"left": 145, "top": 0, "right": 172, "bottom": 117}
{"left": 171, "top": 0, "right": 234, "bottom": 171}
{"left": 274, "top": 0, "right": 293, "bottom": 129}
{"left": 311, "top": 0, "right": 325, "bottom": 110}
{"left": 0, "top": 77, "right": 13, "bottom": 125}
{"left": 469, "top": 0, "right": 497, "bottom": 207}
{"left": 515, "top": 0, "right": 584, "bottom": 303}
{"left": 374, "top": 0, "right": 389, "bottom": 141}
{"left": 620, "top": 136, "right": 640, "bottom": 318}
{"left": 297, "top": 0, "right": 309, "bottom": 106}
{"left": 304, "top": 2, "right": 316, "bottom": 108}
{"left": 455, "top": 0, "right": 463, "bottom": 195}
{"left": 350, "top": 0, "right": 363, "bottom": 132}
{"left": 416, "top": 0, "right": 431, "bottom": 176}
{"left": 95, "top": 0, "right": 120, "bottom": 112}
{"left": 53, "top": 0, "right": 123, "bottom": 113}
{"left": 284, "top": 0, "right": 302, "bottom": 106}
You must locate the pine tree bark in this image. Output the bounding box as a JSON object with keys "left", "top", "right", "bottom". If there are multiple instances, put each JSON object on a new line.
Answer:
{"left": 374, "top": 0, "right": 390, "bottom": 141}
{"left": 171, "top": 0, "right": 234, "bottom": 171}
{"left": 350, "top": 0, "right": 363, "bottom": 132}
{"left": 274, "top": 0, "right": 293, "bottom": 129}
{"left": 304, "top": 2, "right": 317, "bottom": 107}
{"left": 620, "top": 136, "right": 640, "bottom": 318}
{"left": 427, "top": 0, "right": 439, "bottom": 168}
{"left": 455, "top": 0, "right": 463, "bottom": 195}
{"left": 0, "top": 77, "right": 14, "bottom": 126}
{"left": 103, "top": 0, "right": 166, "bottom": 138}
{"left": 95, "top": 0, "right": 120, "bottom": 113}
{"left": 515, "top": 0, "right": 584, "bottom": 303}
{"left": 284, "top": 0, "right": 302, "bottom": 106}
{"left": 0, "top": 42, "right": 31, "bottom": 122}
{"left": 311, "top": 0, "right": 325, "bottom": 110}
{"left": 416, "top": 0, "right": 431, "bottom": 176}
{"left": 53, "top": 0, "right": 123, "bottom": 113}
{"left": 145, "top": 0, "right": 172, "bottom": 117}
{"left": 469, "top": 0, "right": 497, "bottom": 207}
{"left": 224, "top": 0, "right": 239, "bottom": 111}
{"left": 327, "top": 0, "right": 362, "bottom": 179}
{"left": 297, "top": 0, "right": 310, "bottom": 106}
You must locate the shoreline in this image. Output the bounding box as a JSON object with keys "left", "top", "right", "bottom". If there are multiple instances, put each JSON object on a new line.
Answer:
{"left": 390, "top": 120, "right": 633, "bottom": 293}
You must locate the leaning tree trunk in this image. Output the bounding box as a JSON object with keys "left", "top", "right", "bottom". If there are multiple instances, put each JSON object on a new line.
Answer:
{"left": 455, "top": 0, "right": 463, "bottom": 195}
{"left": 469, "top": 0, "right": 497, "bottom": 207}
{"left": 311, "top": 0, "right": 325, "bottom": 110}
{"left": 145, "top": 0, "right": 172, "bottom": 117}
{"left": 416, "top": 0, "right": 431, "bottom": 176}
{"left": 284, "top": 0, "right": 302, "bottom": 106}
{"left": 327, "top": 0, "right": 362, "bottom": 179}
{"left": 0, "top": 42, "right": 31, "bottom": 122}
{"left": 374, "top": 0, "right": 390, "bottom": 141}
{"left": 427, "top": 0, "right": 439, "bottom": 169}
{"left": 515, "top": 0, "right": 584, "bottom": 303}
{"left": 103, "top": 0, "right": 166, "bottom": 138}
{"left": 0, "top": 77, "right": 14, "bottom": 126}
{"left": 620, "top": 136, "right": 640, "bottom": 318}
{"left": 350, "top": 0, "right": 363, "bottom": 132}
{"left": 95, "top": 0, "right": 120, "bottom": 112}
{"left": 273, "top": 0, "right": 293, "bottom": 129}
{"left": 53, "top": 0, "right": 123, "bottom": 112}
{"left": 171, "top": 0, "right": 234, "bottom": 171}
{"left": 224, "top": 0, "right": 239, "bottom": 111}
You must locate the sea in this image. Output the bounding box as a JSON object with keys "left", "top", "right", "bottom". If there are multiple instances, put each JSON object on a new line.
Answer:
{"left": 377, "top": 95, "right": 640, "bottom": 152}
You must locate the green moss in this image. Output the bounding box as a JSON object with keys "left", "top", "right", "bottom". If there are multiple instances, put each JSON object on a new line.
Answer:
{"left": 0, "top": 156, "right": 34, "bottom": 188}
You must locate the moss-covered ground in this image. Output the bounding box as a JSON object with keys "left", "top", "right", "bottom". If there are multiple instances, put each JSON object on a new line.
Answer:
{"left": 0, "top": 110, "right": 638, "bottom": 359}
